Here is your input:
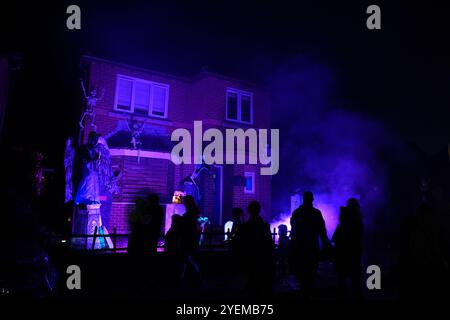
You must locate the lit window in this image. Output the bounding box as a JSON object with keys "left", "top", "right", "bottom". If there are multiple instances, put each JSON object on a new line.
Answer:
{"left": 244, "top": 172, "right": 255, "bottom": 194}
{"left": 115, "top": 75, "right": 169, "bottom": 118}
{"left": 226, "top": 88, "right": 253, "bottom": 124}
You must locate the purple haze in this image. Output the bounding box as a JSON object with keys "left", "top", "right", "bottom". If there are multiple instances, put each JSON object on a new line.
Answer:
{"left": 268, "top": 56, "right": 406, "bottom": 238}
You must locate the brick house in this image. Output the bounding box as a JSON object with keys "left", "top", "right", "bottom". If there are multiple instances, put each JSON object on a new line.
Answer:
{"left": 79, "top": 56, "right": 272, "bottom": 235}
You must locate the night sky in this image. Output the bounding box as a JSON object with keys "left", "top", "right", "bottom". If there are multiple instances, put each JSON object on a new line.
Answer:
{"left": 1, "top": 0, "right": 450, "bottom": 161}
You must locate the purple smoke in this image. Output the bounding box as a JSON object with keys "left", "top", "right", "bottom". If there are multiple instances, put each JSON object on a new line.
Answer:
{"left": 268, "top": 56, "right": 406, "bottom": 238}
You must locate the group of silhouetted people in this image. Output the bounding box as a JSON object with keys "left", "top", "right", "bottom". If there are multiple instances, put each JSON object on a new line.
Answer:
{"left": 124, "top": 190, "right": 450, "bottom": 300}
{"left": 127, "top": 191, "right": 366, "bottom": 298}
{"left": 225, "top": 191, "right": 364, "bottom": 298}
{"left": 281, "top": 191, "right": 363, "bottom": 299}
{"left": 127, "top": 194, "right": 204, "bottom": 286}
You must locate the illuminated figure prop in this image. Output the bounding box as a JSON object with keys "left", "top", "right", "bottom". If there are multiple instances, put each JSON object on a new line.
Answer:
{"left": 65, "top": 133, "right": 119, "bottom": 205}
{"left": 181, "top": 162, "right": 215, "bottom": 203}
{"left": 64, "top": 132, "right": 120, "bottom": 248}
{"left": 125, "top": 118, "right": 146, "bottom": 150}
{"left": 125, "top": 118, "right": 147, "bottom": 163}
{"left": 79, "top": 79, "right": 105, "bottom": 131}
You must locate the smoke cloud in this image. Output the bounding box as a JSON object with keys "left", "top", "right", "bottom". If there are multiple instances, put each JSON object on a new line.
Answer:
{"left": 268, "top": 56, "right": 409, "bottom": 237}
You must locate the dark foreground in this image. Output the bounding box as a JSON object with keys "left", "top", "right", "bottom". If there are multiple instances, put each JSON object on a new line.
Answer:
{"left": 4, "top": 247, "right": 450, "bottom": 318}
{"left": 25, "top": 248, "right": 399, "bottom": 301}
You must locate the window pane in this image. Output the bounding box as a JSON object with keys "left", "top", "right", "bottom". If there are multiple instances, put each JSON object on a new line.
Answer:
{"left": 134, "top": 82, "right": 151, "bottom": 115}
{"left": 151, "top": 85, "right": 167, "bottom": 117}
{"left": 227, "top": 92, "right": 238, "bottom": 120}
{"left": 241, "top": 95, "right": 251, "bottom": 122}
{"left": 117, "top": 78, "right": 132, "bottom": 111}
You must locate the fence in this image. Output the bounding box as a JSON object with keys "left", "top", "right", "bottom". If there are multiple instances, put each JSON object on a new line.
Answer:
{"left": 48, "top": 227, "right": 285, "bottom": 253}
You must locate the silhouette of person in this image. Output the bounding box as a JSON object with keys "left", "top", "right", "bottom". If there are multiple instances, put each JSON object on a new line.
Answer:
{"left": 127, "top": 197, "right": 149, "bottom": 291}
{"left": 165, "top": 214, "right": 183, "bottom": 254}
{"left": 179, "top": 195, "right": 202, "bottom": 285}
{"left": 127, "top": 198, "right": 147, "bottom": 255}
{"left": 290, "top": 191, "right": 330, "bottom": 297}
{"left": 225, "top": 207, "right": 245, "bottom": 289}
{"left": 277, "top": 224, "right": 290, "bottom": 276}
{"left": 234, "top": 200, "right": 274, "bottom": 295}
{"left": 165, "top": 214, "right": 183, "bottom": 285}
{"left": 332, "top": 199, "right": 363, "bottom": 299}
{"left": 143, "top": 193, "right": 164, "bottom": 254}
{"left": 128, "top": 195, "right": 163, "bottom": 255}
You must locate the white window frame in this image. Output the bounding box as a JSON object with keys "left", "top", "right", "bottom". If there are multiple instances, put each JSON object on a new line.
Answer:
{"left": 244, "top": 172, "right": 255, "bottom": 194}
{"left": 114, "top": 74, "right": 169, "bottom": 119}
{"left": 225, "top": 88, "right": 253, "bottom": 124}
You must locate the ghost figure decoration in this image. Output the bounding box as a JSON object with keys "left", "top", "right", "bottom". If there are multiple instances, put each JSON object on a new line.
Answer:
{"left": 64, "top": 132, "right": 120, "bottom": 205}
{"left": 65, "top": 132, "right": 121, "bottom": 243}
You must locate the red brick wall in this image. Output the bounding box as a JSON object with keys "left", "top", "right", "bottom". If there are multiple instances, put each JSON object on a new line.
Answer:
{"left": 109, "top": 203, "right": 133, "bottom": 234}
{"left": 105, "top": 156, "right": 174, "bottom": 233}
{"left": 113, "top": 156, "right": 173, "bottom": 202}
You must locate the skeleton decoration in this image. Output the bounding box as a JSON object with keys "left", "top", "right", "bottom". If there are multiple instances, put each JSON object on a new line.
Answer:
{"left": 79, "top": 79, "right": 105, "bottom": 131}
{"left": 126, "top": 118, "right": 146, "bottom": 150}
{"left": 64, "top": 132, "right": 120, "bottom": 205}
{"left": 126, "top": 118, "right": 146, "bottom": 163}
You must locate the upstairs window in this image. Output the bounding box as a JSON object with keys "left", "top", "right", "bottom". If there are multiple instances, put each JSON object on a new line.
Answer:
{"left": 115, "top": 75, "right": 169, "bottom": 118}
{"left": 226, "top": 88, "right": 253, "bottom": 124}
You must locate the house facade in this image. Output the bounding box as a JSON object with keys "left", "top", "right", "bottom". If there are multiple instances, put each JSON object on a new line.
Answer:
{"left": 79, "top": 56, "right": 272, "bottom": 234}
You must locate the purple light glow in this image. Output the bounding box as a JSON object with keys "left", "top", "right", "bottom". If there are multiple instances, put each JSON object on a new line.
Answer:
{"left": 270, "top": 194, "right": 341, "bottom": 241}
{"left": 268, "top": 56, "right": 410, "bottom": 242}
